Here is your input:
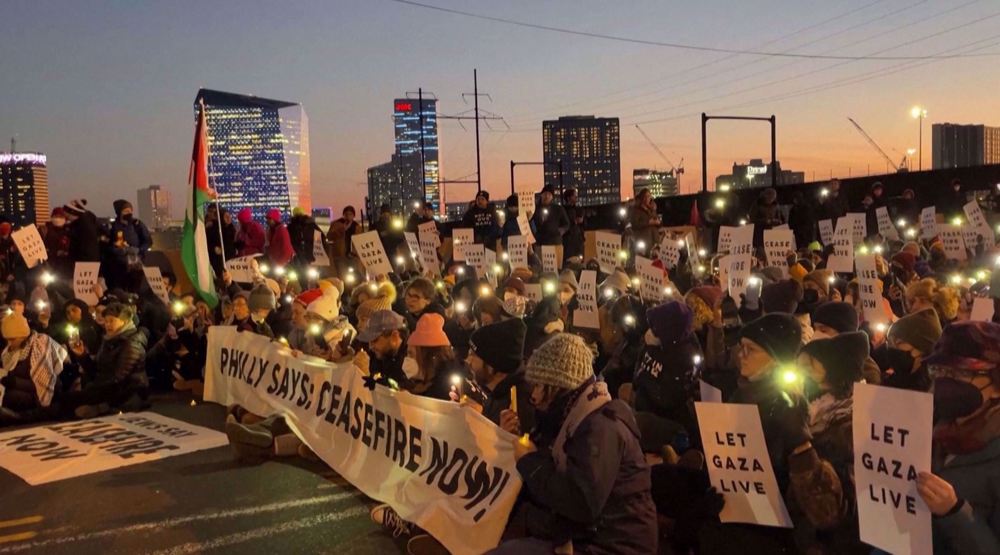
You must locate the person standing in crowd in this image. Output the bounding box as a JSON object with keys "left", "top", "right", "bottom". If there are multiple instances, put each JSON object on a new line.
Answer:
{"left": 629, "top": 188, "right": 660, "bottom": 254}
{"left": 63, "top": 199, "right": 101, "bottom": 263}
{"left": 205, "top": 205, "right": 237, "bottom": 276}
{"left": 461, "top": 190, "right": 500, "bottom": 250}
{"left": 235, "top": 208, "right": 265, "bottom": 257}
{"left": 264, "top": 209, "right": 294, "bottom": 267}
{"left": 286, "top": 206, "right": 323, "bottom": 268}
{"left": 896, "top": 188, "right": 919, "bottom": 226}
{"left": 405, "top": 201, "right": 436, "bottom": 233}
{"left": 328, "top": 206, "right": 360, "bottom": 276}
{"left": 0, "top": 222, "right": 19, "bottom": 291}
{"left": 0, "top": 313, "right": 67, "bottom": 424}
{"left": 884, "top": 307, "right": 942, "bottom": 391}
{"left": 43, "top": 208, "right": 73, "bottom": 279}
{"left": 66, "top": 302, "right": 148, "bottom": 418}
{"left": 501, "top": 194, "right": 521, "bottom": 248}
{"left": 938, "top": 178, "right": 967, "bottom": 222}
{"left": 820, "top": 179, "right": 848, "bottom": 222}
{"left": 532, "top": 185, "right": 570, "bottom": 247}
{"left": 561, "top": 188, "right": 585, "bottom": 262}
{"left": 490, "top": 333, "right": 657, "bottom": 555}
{"left": 788, "top": 191, "right": 817, "bottom": 249}
{"left": 106, "top": 199, "right": 152, "bottom": 290}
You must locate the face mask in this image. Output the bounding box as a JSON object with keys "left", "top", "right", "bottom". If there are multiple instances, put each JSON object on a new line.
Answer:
{"left": 886, "top": 347, "right": 914, "bottom": 376}
{"left": 402, "top": 356, "right": 419, "bottom": 379}
{"left": 559, "top": 291, "right": 574, "bottom": 305}
{"left": 503, "top": 292, "right": 518, "bottom": 302}
{"left": 933, "top": 377, "right": 987, "bottom": 422}
{"left": 51, "top": 217, "right": 66, "bottom": 227}
{"left": 122, "top": 213, "right": 133, "bottom": 222}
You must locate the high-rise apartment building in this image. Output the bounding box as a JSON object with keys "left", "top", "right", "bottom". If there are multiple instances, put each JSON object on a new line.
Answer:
{"left": 633, "top": 168, "right": 680, "bottom": 198}
{"left": 0, "top": 152, "right": 48, "bottom": 226}
{"left": 194, "top": 89, "right": 310, "bottom": 222}
{"left": 542, "top": 116, "right": 620, "bottom": 206}
{"left": 932, "top": 123, "right": 1000, "bottom": 169}
{"left": 137, "top": 184, "right": 172, "bottom": 230}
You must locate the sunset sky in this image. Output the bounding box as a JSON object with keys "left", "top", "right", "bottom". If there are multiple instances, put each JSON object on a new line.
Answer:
{"left": 2, "top": 0, "right": 999, "bottom": 218}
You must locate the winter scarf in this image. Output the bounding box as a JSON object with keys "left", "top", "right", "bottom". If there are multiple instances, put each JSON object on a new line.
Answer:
{"left": 808, "top": 392, "right": 854, "bottom": 437}
{"left": 1, "top": 333, "right": 67, "bottom": 407}
{"left": 552, "top": 379, "right": 612, "bottom": 472}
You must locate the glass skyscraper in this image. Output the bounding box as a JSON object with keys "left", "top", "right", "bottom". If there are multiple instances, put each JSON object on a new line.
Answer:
{"left": 194, "top": 89, "right": 310, "bottom": 222}
{"left": 367, "top": 96, "right": 441, "bottom": 215}
{"left": 0, "top": 152, "right": 48, "bottom": 226}
{"left": 543, "top": 116, "right": 621, "bottom": 206}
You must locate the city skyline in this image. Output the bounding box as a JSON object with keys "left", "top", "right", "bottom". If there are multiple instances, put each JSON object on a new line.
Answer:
{"left": 3, "top": 1, "right": 1000, "bottom": 219}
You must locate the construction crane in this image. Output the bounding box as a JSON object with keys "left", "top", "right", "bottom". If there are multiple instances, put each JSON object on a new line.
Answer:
{"left": 847, "top": 117, "right": 908, "bottom": 173}
{"left": 634, "top": 124, "right": 685, "bottom": 192}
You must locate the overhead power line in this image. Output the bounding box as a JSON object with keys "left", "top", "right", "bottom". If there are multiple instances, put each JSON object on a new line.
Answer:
{"left": 389, "top": 0, "right": 1000, "bottom": 60}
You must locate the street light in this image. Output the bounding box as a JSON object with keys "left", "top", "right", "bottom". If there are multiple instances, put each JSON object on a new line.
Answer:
{"left": 911, "top": 106, "right": 927, "bottom": 171}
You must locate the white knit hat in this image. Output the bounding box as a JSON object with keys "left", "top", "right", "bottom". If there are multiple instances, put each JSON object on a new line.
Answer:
{"left": 526, "top": 333, "right": 594, "bottom": 390}
{"left": 307, "top": 280, "right": 341, "bottom": 321}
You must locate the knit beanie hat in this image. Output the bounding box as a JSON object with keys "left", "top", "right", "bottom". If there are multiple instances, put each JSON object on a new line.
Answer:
{"left": 469, "top": 318, "right": 527, "bottom": 373}
{"left": 237, "top": 208, "right": 253, "bottom": 224}
{"left": 600, "top": 269, "right": 632, "bottom": 296}
{"left": 812, "top": 301, "right": 858, "bottom": 333}
{"left": 248, "top": 282, "right": 276, "bottom": 311}
{"left": 789, "top": 263, "right": 808, "bottom": 282}
{"left": 505, "top": 194, "right": 518, "bottom": 209}
{"left": 559, "top": 269, "right": 578, "bottom": 292}
{"left": 646, "top": 301, "right": 694, "bottom": 344}
{"left": 888, "top": 308, "right": 942, "bottom": 354}
{"left": 295, "top": 288, "right": 323, "bottom": 307}
{"left": 356, "top": 284, "right": 396, "bottom": 326}
{"left": 526, "top": 332, "right": 594, "bottom": 390}
{"left": 502, "top": 277, "right": 526, "bottom": 296}
{"left": 113, "top": 199, "right": 132, "bottom": 217}
{"left": 740, "top": 313, "right": 802, "bottom": 363}
{"left": 266, "top": 208, "right": 282, "bottom": 222}
{"left": 264, "top": 278, "right": 281, "bottom": 298}
{"left": 891, "top": 252, "right": 916, "bottom": 274}
{"left": 292, "top": 206, "right": 306, "bottom": 217}
{"left": 761, "top": 279, "right": 803, "bottom": 314}
{"left": 307, "top": 280, "right": 342, "bottom": 321}
{"left": 802, "top": 270, "right": 832, "bottom": 297}
{"left": 800, "top": 331, "right": 868, "bottom": 393}
{"left": 64, "top": 199, "right": 88, "bottom": 216}
{"left": 759, "top": 267, "right": 784, "bottom": 285}
{"left": 409, "top": 313, "right": 450, "bottom": 347}
{"left": 51, "top": 207, "right": 67, "bottom": 219}
{"left": 1, "top": 313, "right": 30, "bottom": 339}
{"left": 530, "top": 296, "right": 562, "bottom": 328}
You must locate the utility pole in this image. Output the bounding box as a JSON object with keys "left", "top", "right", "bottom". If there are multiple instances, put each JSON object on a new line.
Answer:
{"left": 418, "top": 88, "right": 427, "bottom": 203}
{"left": 439, "top": 69, "right": 507, "bottom": 194}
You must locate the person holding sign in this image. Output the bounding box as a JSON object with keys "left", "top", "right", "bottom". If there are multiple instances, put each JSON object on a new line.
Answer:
{"left": 532, "top": 185, "right": 569, "bottom": 246}
{"left": 461, "top": 191, "right": 501, "bottom": 250}
{"left": 917, "top": 322, "right": 1000, "bottom": 555}
{"left": 492, "top": 333, "right": 657, "bottom": 555}
{"left": 884, "top": 308, "right": 942, "bottom": 392}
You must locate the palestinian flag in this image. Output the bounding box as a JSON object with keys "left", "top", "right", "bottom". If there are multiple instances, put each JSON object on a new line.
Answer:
{"left": 181, "top": 102, "right": 219, "bottom": 308}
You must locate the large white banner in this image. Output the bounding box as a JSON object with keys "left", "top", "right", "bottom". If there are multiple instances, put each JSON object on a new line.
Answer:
{"left": 204, "top": 327, "right": 521, "bottom": 555}
{"left": 0, "top": 412, "right": 227, "bottom": 485}
{"left": 853, "top": 383, "right": 933, "bottom": 555}
{"left": 695, "top": 402, "right": 792, "bottom": 528}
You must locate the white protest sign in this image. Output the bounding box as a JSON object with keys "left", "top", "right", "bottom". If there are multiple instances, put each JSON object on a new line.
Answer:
{"left": 853, "top": 383, "right": 933, "bottom": 555}
{"left": 970, "top": 296, "right": 995, "bottom": 322}
{"left": 730, "top": 224, "right": 755, "bottom": 257}
{"left": 483, "top": 249, "right": 497, "bottom": 288}
{"left": 818, "top": 219, "right": 834, "bottom": 246}
{"left": 351, "top": 231, "right": 393, "bottom": 275}
{"left": 875, "top": 206, "right": 899, "bottom": 241}
{"left": 939, "top": 228, "right": 967, "bottom": 261}
{"left": 763, "top": 228, "right": 794, "bottom": 274}
{"left": 312, "top": 230, "right": 330, "bottom": 267}
{"left": 507, "top": 235, "right": 530, "bottom": 270}
{"left": 523, "top": 283, "right": 542, "bottom": 304}
{"left": 847, "top": 212, "right": 867, "bottom": 244}
{"left": 699, "top": 380, "right": 722, "bottom": 403}
{"left": 516, "top": 215, "right": 535, "bottom": 245}
{"left": 72, "top": 262, "right": 101, "bottom": 306}
{"left": 855, "top": 254, "right": 883, "bottom": 325}
{"left": 418, "top": 234, "right": 440, "bottom": 277}
{"left": 418, "top": 221, "right": 440, "bottom": 246}
{"left": 717, "top": 226, "right": 737, "bottom": 254}
{"left": 963, "top": 200, "right": 994, "bottom": 245}
{"left": 541, "top": 245, "right": 559, "bottom": 273}
{"left": 204, "top": 327, "right": 521, "bottom": 555}
{"left": 228, "top": 255, "right": 262, "bottom": 283}
{"left": 464, "top": 244, "right": 485, "bottom": 275}
{"left": 657, "top": 236, "right": 682, "bottom": 269}
{"left": 595, "top": 232, "right": 622, "bottom": 274}
{"left": 726, "top": 255, "right": 752, "bottom": 302}
{"left": 404, "top": 232, "right": 423, "bottom": 270}
{"left": 0, "top": 412, "right": 226, "bottom": 485}
{"left": 143, "top": 266, "right": 172, "bottom": 306}
{"left": 572, "top": 270, "right": 599, "bottom": 329}
{"left": 452, "top": 228, "right": 475, "bottom": 261}
{"left": 827, "top": 224, "right": 854, "bottom": 273}
{"left": 695, "top": 402, "right": 792, "bottom": 528}
{"left": 11, "top": 224, "right": 47, "bottom": 268}
{"left": 635, "top": 256, "right": 667, "bottom": 303}
{"left": 517, "top": 191, "right": 535, "bottom": 219}
{"left": 920, "top": 206, "right": 937, "bottom": 240}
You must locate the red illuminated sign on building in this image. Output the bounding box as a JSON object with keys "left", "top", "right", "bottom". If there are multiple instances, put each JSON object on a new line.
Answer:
{"left": 395, "top": 101, "right": 412, "bottom": 112}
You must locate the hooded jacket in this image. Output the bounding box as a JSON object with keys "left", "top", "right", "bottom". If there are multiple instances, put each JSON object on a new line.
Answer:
{"left": 266, "top": 221, "right": 295, "bottom": 266}
{"left": 286, "top": 214, "right": 323, "bottom": 264}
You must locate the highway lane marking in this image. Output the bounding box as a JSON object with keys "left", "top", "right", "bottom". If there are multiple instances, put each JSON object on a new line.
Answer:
{"left": 0, "top": 518, "right": 42, "bottom": 530}
{"left": 0, "top": 533, "right": 36, "bottom": 546}
{"left": 145, "top": 506, "right": 368, "bottom": 555}
{"left": 0, "top": 492, "right": 356, "bottom": 553}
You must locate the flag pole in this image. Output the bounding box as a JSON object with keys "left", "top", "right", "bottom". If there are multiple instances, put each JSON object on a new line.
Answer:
{"left": 200, "top": 99, "right": 228, "bottom": 272}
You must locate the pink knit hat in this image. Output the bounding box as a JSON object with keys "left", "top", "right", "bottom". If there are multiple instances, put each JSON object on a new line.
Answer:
{"left": 408, "top": 313, "right": 450, "bottom": 347}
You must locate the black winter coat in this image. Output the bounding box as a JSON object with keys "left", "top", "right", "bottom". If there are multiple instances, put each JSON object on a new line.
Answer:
{"left": 69, "top": 211, "right": 101, "bottom": 262}
{"left": 632, "top": 336, "right": 702, "bottom": 436}
{"left": 532, "top": 203, "right": 570, "bottom": 246}
{"left": 83, "top": 325, "right": 148, "bottom": 393}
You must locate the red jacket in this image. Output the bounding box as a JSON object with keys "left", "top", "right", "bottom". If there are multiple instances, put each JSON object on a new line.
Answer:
{"left": 236, "top": 220, "right": 266, "bottom": 257}
{"left": 267, "top": 223, "right": 294, "bottom": 266}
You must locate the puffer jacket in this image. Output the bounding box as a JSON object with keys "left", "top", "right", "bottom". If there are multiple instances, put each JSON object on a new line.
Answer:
{"left": 84, "top": 324, "right": 148, "bottom": 393}
{"left": 517, "top": 399, "right": 657, "bottom": 554}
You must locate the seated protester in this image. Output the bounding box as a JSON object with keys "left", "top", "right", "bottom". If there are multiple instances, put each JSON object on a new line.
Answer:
{"left": 702, "top": 313, "right": 842, "bottom": 553}
{"left": 557, "top": 268, "right": 577, "bottom": 322}
{"left": 473, "top": 294, "right": 506, "bottom": 327}
{"left": 166, "top": 302, "right": 208, "bottom": 397}
{"left": 490, "top": 333, "right": 657, "bottom": 554}
{"left": 353, "top": 280, "right": 396, "bottom": 335}
{"left": 248, "top": 281, "right": 278, "bottom": 331}
{"left": 684, "top": 285, "right": 733, "bottom": 392}
{"left": 286, "top": 288, "right": 322, "bottom": 351}
{"left": 524, "top": 296, "right": 563, "bottom": 358}
{"left": 57, "top": 299, "right": 103, "bottom": 353}
{"left": 355, "top": 309, "right": 408, "bottom": 386}
{"left": 227, "top": 293, "right": 274, "bottom": 338}
{"left": 598, "top": 294, "right": 647, "bottom": 400}
{"left": 400, "top": 313, "right": 462, "bottom": 401}
{"left": 917, "top": 322, "right": 1000, "bottom": 555}
{"left": 796, "top": 332, "right": 869, "bottom": 552}
{"left": 0, "top": 314, "right": 67, "bottom": 424}
{"left": 598, "top": 269, "right": 632, "bottom": 305}
{"left": 67, "top": 302, "right": 149, "bottom": 418}
{"left": 444, "top": 279, "right": 482, "bottom": 360}
{"left": 882, "top": 307, "right": 941, "bottom": 392}
{"left": 632, "top": 301, "right": 702, "bottom": 445}
{"left": 402, "top": 277, "right": 446, "bottom": 332}
{"left": 467, "top": 317, "right": 534, "bottom": 433}
{"left": 302, "top": 280, "right": 355, "bottom": 363}
{"left": 812, "top": 301, "right": 881, "bottom": 384}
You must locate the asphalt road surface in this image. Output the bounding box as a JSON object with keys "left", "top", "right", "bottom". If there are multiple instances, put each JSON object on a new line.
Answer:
{"left": 0, "top": 393, "right": 407, "bottom": 554}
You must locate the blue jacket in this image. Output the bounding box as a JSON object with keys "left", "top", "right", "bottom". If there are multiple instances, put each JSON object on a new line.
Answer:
{"left": 109, "top": 218, "right": 153, "bottom": 257}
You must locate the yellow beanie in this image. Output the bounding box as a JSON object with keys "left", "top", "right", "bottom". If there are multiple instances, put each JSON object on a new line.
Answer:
{"left": 1, "top": 314, "right": 30, "bottom": 340}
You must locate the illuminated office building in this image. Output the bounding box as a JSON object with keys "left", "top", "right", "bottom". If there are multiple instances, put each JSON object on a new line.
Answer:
{"left": 137, "top": 184, "right": 172, "bottom": 230}
{"left": 543, "top": 116, "right": 620, "bottom": 206}
{"left": 0, "top": 152, "right": 49, "bottom": 226}
{"left": 194, "top": 89, "right": 310, "bottom": 222}
{"left": 368, "top": 97, "right": 440, "bottom": 215}
{"left": 633, "top": 168, "right": 679, "bottom": 198}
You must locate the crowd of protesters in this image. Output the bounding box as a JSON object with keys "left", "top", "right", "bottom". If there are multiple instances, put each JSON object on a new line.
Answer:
{"left": 1, "top": 177, "right": 999, "bottom": 555}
